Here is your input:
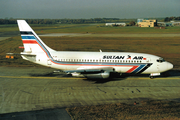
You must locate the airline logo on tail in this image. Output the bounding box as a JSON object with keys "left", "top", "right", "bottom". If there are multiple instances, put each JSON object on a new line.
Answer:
{"left": 20, "top": 31, "right": 44, "bottom": 53}
{"left": 21, "top": 32, "right": 37, "bottom": 44}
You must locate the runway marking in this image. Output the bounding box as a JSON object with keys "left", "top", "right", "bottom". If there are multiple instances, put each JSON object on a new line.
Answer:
{"left": 0, "top": 76, "right": 179, "bottom": 80}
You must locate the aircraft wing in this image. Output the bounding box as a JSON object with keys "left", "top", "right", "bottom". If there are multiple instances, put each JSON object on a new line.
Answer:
{"left": 65, "top": 67, "right": 114, "bottom": 73}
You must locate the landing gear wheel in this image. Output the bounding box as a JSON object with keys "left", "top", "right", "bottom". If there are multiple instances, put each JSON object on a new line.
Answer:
{"left": 150, "top": 76, "right": 154, "bottom": 79}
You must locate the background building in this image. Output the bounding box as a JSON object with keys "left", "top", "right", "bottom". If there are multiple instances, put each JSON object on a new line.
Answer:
{"left": 105, "top": 23, "right": 126, "bottom": 26}
{"left": 137, "top": 19, "right": 143, "bottom": 24}
{"left": 157, "top": 21, "right": 180, "bottom": 27}
{"left": 138, "top": 19, "right": 157, "bottom": 27}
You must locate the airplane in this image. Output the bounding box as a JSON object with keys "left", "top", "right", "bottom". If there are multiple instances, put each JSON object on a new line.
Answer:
{"left": 8, "top": 20, "right": 173, "bottom": 79}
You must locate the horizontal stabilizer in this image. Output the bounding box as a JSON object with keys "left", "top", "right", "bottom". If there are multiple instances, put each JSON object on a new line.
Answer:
{"left": 6, "top": 53, "right": 36, "bottom": 56}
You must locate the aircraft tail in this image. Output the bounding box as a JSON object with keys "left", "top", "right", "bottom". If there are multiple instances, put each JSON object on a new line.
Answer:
{"left": 17, "top": 20, "right": 54, "bottom": 53}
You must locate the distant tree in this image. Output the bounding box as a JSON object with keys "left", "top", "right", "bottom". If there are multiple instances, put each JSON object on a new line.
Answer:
{"left": 129, "top": 21, "right": 136, "bottom": 26}
{"left": 164, "top": 17, "right": 169, "bottom": 22}
{"left": 0, "top": 17, "right": 178, "bottom": 25}
{"left": 164, "top": 17, "right": 175, "bottom": 22}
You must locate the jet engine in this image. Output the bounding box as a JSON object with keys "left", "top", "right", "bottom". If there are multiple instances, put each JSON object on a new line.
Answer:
{"left": 71, "top": 71, "right": 110, "bottom": 79}
{"left": 83, "top": 72, "right": 110, "bottom": 79}
{"left": 69, "top": 67, "right": 115, "bottom": 79}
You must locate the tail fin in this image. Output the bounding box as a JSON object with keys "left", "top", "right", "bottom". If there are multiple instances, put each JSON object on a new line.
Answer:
{"left": 17, "top": 20, "right": 54, "bottom": 53}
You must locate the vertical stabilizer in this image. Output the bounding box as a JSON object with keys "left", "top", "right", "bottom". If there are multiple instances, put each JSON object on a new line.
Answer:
{"left": 17, "top": 20, "right": 54, "bottom": 53}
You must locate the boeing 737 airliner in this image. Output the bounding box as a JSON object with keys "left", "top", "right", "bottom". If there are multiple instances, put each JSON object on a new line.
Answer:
{"left": 9, "top": 20, "right": 173, "bottom": 79}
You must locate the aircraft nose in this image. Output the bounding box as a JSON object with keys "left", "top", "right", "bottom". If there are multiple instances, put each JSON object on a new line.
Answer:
{"left": 167, "top": 62, "right": 173, "bottom": 70}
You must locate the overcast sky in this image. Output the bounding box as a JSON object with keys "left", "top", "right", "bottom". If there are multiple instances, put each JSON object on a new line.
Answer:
{"left": 0, "top": 0, "right": 179, "bottom": 19}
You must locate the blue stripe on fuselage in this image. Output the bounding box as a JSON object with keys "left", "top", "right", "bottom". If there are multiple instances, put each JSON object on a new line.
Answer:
{"left": 131, "top": 64, "right": 146, "bottom": 73}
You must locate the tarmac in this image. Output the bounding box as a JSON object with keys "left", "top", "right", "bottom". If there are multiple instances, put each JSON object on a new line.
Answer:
{"left": 0, "top": 67, "right": 180, "bottom": 119}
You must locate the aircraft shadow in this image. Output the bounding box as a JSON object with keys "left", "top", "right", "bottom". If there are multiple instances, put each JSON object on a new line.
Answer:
{"left": 29, "top": 71, "right": 66, "bottom": 77}
{"left": 28, "top": 69, "right": 180, "bottom": 84}
{"left": 83, "top": 77, "right": 127, "bottom": 84}
{"left": 83, "top": 69, "right": 180, "bottom": 84}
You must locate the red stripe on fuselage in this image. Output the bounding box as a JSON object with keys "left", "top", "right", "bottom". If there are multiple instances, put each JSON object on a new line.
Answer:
{"left": 22, "top": 40, "right": 38, "bottom": 44}
{"left": 126, "top": 66, "right": 139, "bottom": 73}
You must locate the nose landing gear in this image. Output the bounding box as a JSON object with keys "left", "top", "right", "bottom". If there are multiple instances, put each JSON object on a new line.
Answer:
{"left": 150, "top": 76, "right": 154, "bottom": 79}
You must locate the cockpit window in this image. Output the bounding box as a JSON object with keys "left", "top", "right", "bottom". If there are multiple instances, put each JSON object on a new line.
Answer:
{"left": 157, "top": 57, "right": 165, "bottom": 63}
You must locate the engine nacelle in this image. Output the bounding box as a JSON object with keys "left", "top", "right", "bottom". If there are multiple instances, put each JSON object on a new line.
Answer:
{"left": 71, "top": 72, "right": 110, "bottom": 79}
{"left": 83, "top": 72, "right": 110, "bottom": 79}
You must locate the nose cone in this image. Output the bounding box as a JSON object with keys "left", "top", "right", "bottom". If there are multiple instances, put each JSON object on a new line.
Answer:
{"left": 167, "top": 62, "right": 173, "bottom": 70}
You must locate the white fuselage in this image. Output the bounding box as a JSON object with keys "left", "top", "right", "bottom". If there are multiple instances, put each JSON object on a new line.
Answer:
{"left": 22, "top": 51, "right": 173, "bottom": 75}
{"left": 18, "top": 20, "right": 173, "bottom": 78}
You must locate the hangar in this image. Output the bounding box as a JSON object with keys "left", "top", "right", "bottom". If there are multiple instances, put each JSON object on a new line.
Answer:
{"left": 105, "top": 23, "right": 126, "bottom": 26}
{"left": 158, "top": 21, "right": 180, "bottom": 26}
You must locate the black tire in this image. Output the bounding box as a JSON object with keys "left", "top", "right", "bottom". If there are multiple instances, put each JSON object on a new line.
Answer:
{"left": 150, "top": 76, "right": 154, "bottom": 79}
